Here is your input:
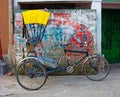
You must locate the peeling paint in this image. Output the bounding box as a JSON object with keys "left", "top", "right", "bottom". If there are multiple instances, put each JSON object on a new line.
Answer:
{"left": 14, "top": 9, "right": 97, "bottom": 63}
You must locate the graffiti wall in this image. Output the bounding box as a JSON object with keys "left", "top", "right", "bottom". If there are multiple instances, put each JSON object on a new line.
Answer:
{"left": 14, "top": 9, "right": 97, "bottom": 63}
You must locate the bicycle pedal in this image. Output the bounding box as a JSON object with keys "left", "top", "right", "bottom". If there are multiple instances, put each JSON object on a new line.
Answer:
{"left": 67, "top": 66, "right": 74, "bottom": 73}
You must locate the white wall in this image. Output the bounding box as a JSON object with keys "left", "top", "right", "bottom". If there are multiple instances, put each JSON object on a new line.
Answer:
{"left": 91, "top": 1, "right": 102, "bottom": 54}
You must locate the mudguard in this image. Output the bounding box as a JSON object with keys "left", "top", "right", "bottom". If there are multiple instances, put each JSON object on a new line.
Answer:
{"left": 16, "top": 57, "right": 44, "bottom": 69}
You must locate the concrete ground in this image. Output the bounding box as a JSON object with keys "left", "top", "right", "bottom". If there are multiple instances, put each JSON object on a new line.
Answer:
{"left": 0, "top": 64, "right": 120, "bottom": 97}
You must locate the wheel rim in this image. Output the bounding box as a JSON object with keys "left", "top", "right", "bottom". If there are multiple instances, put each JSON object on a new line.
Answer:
{"left": 84, "top": 57, "right": 110, "bottom": 81}
{"left": 17, "top": 60, "right": 47, "bottom": 90}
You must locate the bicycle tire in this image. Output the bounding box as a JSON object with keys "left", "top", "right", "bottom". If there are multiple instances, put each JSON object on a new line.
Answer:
{"left": 16, "top": 58, "right": 47, "bottom": 90}
{"left": 83, "top": 55, "right": 110, "bottom": 81}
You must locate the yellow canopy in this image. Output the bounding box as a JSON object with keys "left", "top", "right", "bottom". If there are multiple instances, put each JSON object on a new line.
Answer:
{"left": 22, "top": 10, "right": 50, "bottom": 25}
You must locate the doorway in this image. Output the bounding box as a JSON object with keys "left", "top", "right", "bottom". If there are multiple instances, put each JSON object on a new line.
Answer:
{"left": 102, "top": 9, "right": 120, "bottom": 63}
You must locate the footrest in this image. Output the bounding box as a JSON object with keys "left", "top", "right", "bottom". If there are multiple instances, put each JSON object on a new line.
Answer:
{"left": 39, "top": 55, "right": 58, "bottom": 68}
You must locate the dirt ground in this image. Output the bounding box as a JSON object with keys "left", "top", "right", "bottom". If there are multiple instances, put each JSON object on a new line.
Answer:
{"left": 0, "top": 64, "right": 120, "bottom": 97}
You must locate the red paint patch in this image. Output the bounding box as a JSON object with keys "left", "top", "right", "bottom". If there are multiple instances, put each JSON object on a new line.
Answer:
{"left": 68, "top": 24, "right": 93, "bottom": 56}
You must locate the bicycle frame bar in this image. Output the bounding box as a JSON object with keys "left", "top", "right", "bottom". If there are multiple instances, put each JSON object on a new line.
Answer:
{"left": 64, "top": 49, "right": 89, "bottom": 66}
{"left": 64, "top": 49, "right": 88, "bottom": 54}
{"left": 46, "top": 67, "right": 66, "bottom": 74}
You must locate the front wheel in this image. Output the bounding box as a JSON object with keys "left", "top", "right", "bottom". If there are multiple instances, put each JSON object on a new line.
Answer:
{"left": 84, "top": 55, "right": 110, "bottom": 81}
{"left": 16, "top": 58, "right": 47, "bottom": 90}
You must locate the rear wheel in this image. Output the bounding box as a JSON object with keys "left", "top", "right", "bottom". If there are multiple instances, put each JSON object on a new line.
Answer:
{"left": 84, "top": 56, "right": 110, "bottom": 81}
{"left": 16, "top": 58, "right": 47, "bottom": 90}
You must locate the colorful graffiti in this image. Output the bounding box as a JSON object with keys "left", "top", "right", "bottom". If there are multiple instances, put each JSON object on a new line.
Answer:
{"left": 42, "top": 10, "right": 96, "bottom": 58}
{"left": 14, "top": 12, "right": 24, "bottom": 62}
{"left": 14, "top": 9, "right": 97, "bottom": 63}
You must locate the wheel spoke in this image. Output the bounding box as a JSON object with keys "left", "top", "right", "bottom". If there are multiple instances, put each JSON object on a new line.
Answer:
{"left": 16, "top": 59, "right": 47, "bottom": 90}
{"left": 84, "top": 56, "right": 110, "bottom": 81}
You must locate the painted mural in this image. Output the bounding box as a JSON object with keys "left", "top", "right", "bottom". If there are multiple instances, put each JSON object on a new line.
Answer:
{"left": 14, "top": 9, "right": 97, "bottom": 64}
